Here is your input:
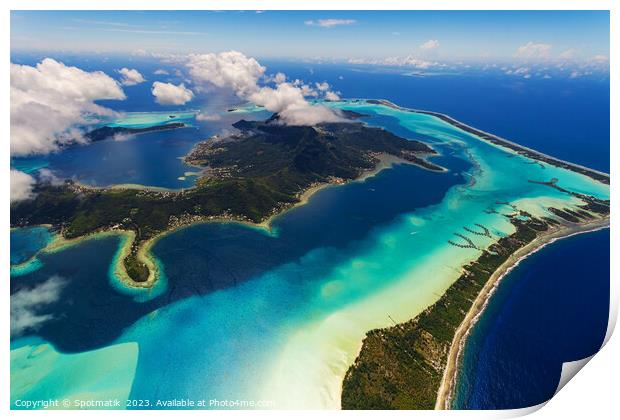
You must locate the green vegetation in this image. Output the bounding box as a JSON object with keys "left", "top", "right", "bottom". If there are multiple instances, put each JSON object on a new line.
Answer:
{"left": 341, "top": 215, "right": 545, "bottom": 409}
{"left": 124, "top": 254, "right": 149, "bottom": 283}
{"left": 11, "top": 115, "right": 440, "bottom": 283}
{"left": 368, "top": 99, "right": 610, "bottom": 185}
{"left": 85, "top": 122, "right": 186, "bottom": 142}
{"left": 341, "top": 195, "right": 610, "bottom": 409}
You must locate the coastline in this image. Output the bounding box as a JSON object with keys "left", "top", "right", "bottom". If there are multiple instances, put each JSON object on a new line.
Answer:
{"left": 10, "top": 153, "right": 411, "bottom": 290}
{"left": 258, "top": 153, "right": 417, "bottom": 230}
{"left": 12, "top": 99, "right": 608, "bottom": 296}
{"left": 9, "top": 228, "right": 160, "bottom": 289}
{"left": 121, "top": 153, "right": 415, "bottom": 288}
{"left": 11, "top": 99, "right": 461, "bottom": 288}
{"left": 435, "top": 217, "right": 611, "bottom": 409}
{"left": 361, "top": 99, "right": 609, "bottom": 183}
{"left": 11, "top": 99, "right": 611, "bottom": 408}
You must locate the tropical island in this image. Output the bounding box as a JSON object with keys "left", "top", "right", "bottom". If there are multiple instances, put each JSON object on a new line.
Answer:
{"left": 338, "top": 100, "right": 611, "bottom": 410}
{"left": 10, "top": 100, "right": 610, "bottom": 410}
{"left": 10, "top": 110, "right": 442, "bottom": 285}
{"left": 341, "top": 195, "right": 609, "bottom": 409}
{"left": 84, "top": 121, "right": 187, "bottom": 142}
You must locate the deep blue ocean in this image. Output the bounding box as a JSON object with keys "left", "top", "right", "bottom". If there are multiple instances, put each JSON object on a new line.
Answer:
{"left": 10, "top": 53, "right": 610, "bottom": 409}
{"left": 453, "top": 228, "right": 610, "bottom": 409}
{"left": 268, "top": 61, "right": 610, "bottom": 173}
{"left": 11, "top": 54, "right": 610, "bottom": 175}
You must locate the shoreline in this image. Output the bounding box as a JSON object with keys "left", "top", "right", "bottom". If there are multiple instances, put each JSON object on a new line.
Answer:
{"left": 11, "top": 99, "right": 611, "bottom": 408}
{"left": 258, "top": 153, "right": 419, "bottom": 229}
{"left": 435, "top": 217, "right": 610, "bottom": 409}
{"left": 12, "top": 98, "right": 608, "bottom": 295}
{"left": 10, "top": 153, "right": 411, "bottom": 289}
{"left": 361, "top": 99, "right": 609, "bottom": 183}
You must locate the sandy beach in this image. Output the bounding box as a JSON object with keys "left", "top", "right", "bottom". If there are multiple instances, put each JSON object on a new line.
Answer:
{"left": 435, "top": 216, "right": 610, "bottom": 410}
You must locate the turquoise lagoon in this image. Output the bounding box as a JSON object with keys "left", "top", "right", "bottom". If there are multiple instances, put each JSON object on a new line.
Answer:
{"left": 10, "top": 227, "right": 53, "bottom": 277}
{"left": 10, "top": 101, "right": 609, "bottom": 409}
{"left": 11, "top": 337, "right": 137, "bottom": 409}
{"left": 10, "top": 107, "right": 270, "bottom": 189}
{"left": 102, "top": 111, "right": 196, "bottom": 129}
{"left": 10, "top": 226, "right": 52, "bottom": 265}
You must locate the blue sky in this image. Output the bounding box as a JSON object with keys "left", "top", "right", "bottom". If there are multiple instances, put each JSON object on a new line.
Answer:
{"left": 11, "top": 10, "right": 609, "bottom": 62}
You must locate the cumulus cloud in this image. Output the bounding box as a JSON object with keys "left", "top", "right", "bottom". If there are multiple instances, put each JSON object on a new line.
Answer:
{"left": 153, "top": 68, "right": 169, "bottom": 75}
{"left": 324, "top": 91, "right": 341, "bottom": 101}
{"left": 302, "top": 86, "right": 318, "bottom": 97}
{"left": 420, "top": 39, "right": 440, "bottom": 51}
{"left": 187, "top": 51, "right": 265, "bottom": 96}
{"left": 505, "top": 66, "right": 532, "bottom": 78}
{"left": 591, "top": 54, "right": 609, "bottom": 62}
{"left": 348, "top": 55, "right": 439, "bottom": 69}
{"left": 10, "top": 58, "right": 126, "bottom": 156}
{"left": 248, "top": 83, "right": 345, "bottom": 125}
{"left": 38, "top": 168, "right": 64, "bottom": 186}
{"left": 559, "top": 48, "right": 578, "bottom": 60}
{"left": 151, "top": 81, "right": 194, "bottom": 105}
{"left": 132, "top": 48, "right": 149, "bottom": 57}
{"left": 196, "top": 112, "right": 221, "bottom": 122}
{"left": 515, "top": 42, "right": 552, "bottom": 59}
{"left": 117, "top": 67, "right": 146, "bottom": 86}
{"left": 10, "top": 170, "right": 36, "bottom": 203}
{"left": 11, "top": 276, "right": 66, "bottom": 336}
{"left": 274, "top": 72, "right": 286, "bottom": 84}
{"left": 186, "top": 51, "right": 343, "bottom": 126}
{"left": 315, "top": 81, "right": 330, "bottom": 92}
{"left": 304, "top": 19, "right": 356, "bottom": 28}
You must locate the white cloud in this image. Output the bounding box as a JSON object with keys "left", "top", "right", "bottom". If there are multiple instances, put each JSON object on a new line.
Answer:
{"left": 132, "top": 49, "right": 149, "bottom": 57}
{"left": 186, "top": 51, "right": 342, "bottom": 126}
{"left": 10, "top": 58, "right": 126, "bottom": 156}
{"left": 559, "top": 48, "right": 578, "bottom": 60}
{"left": 387, "top": 56, "right": 435, "bottom": 68}
{"left": 348, "top": 55, "right": 439, "bottom": 69}
{"left": 117, "top": 67, "right": 145, "bottom": 86}
{"left": 515, "top": 42, "right": 552, "bottom": 59}
{"left": 187, "top": 51, "right": 265, "bottom": 96}
{"left": 196, "top": 112, "right": 221, "bottom": 122}
{"left": 325, "top": 91, "right": 341, "bottom": 101}
{"left": 151, "top": 82, "right": 194, "bottom": 105}
{"left": 10, "top": 170, "right": 36, "bottom": 203}
{"left": 274, "top": 72, "right": 286, "bottom": 84}
{"left": 420, "top": 39, "right": 440, "bottom": 51}
{"left": 153, "top": 69, "right": 169, "bottom": 75}
{"left": 504, "top": 66, "right": 532, "bottom": 78}
{"left": 38, "top": 168, "right": 64, "bottom": 186}
{"left": 315, "top": 81, "right": 330, "bottom": 92}
{"left": 300, "top": 84, "right": 318, "bottom": 97}
{"left": 305, "top": 19, "right": 356, "bottom": 28}
{"left": 591, "top": 54, "right": 609, "bottom": 62}
{"left": 569, "top": 70, "right": 582, "bottom": 79}
{"left": 11, "top": 276, "right": 66, "bottom": 336}
{"left": 312, "top": 82, "right": 340, "bottom": 101}
{"left": 248, "top": 83, "right": 345, "bottom": 126}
